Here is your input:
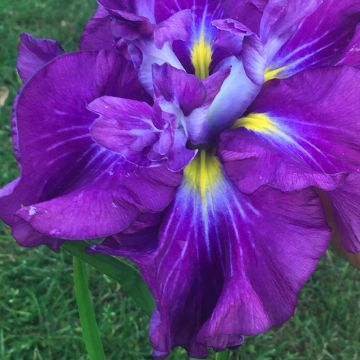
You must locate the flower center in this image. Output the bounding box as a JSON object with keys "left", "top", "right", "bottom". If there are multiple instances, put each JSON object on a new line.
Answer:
{"left": 191, "top": 32, "right": 213, "bottom": 79}
{"left": 184, "top": 151, "right": 221, "bottom": 203}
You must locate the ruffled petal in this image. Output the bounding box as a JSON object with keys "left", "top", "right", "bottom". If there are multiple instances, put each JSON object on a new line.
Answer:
{"left": 17, "top": 33, "right": 64, "bottom": 83}
{"left": 0, "top": 50, "right": 179, "bottom": 246}
{"left": 93, "top": 153, "right": 330, "bottom": 358}
{"left": 219, "top": 66, "right": 360, "bottom": 192}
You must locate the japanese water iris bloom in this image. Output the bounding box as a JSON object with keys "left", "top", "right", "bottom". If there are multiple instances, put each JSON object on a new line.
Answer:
{"left": 1, "top": 0, "right": 360, "bottom": 358}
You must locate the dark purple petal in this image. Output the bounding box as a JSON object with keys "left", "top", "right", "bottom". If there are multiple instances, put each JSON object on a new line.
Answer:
{"left": 90, "top": 226, "right": 159, "bottom": 258}
{"left": 80, "top": 5, "right": 116, "bottom": 51}
{"left": 219, "top": 66, "right": 360, "bottom": 193}
{"left": 12, "top": 219, "right": 63, "bottom": 251}
{"left": 328, "top": 174, "right": 360, "bottom": 253}
{"left": 17, "top": 33, "right": 64, "bottom": 83}
{"left": 93, "top": 153, "right": 330, "bottom": 358}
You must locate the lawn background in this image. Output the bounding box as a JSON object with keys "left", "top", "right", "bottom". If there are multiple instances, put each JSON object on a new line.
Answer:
{"left": 0, "top": 0, "right": 359, "bottom": 359}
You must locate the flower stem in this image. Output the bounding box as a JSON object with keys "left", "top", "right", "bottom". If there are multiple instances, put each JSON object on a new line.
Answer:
{"left": 215, "top": 350, "right": 231, "bottom": 360}
{"left": 73, "top": 256, "right": 106, "bottom": 360}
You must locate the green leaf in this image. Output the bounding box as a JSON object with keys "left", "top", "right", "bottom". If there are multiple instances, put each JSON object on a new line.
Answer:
{"left": 73, "top": 257, "right": 106, "bottom": 360}
{"left": 64, "top": 241, "right": 155, "bottom": 316}
{"left": 215, "top": 350, "right": 231, "bottom": 360}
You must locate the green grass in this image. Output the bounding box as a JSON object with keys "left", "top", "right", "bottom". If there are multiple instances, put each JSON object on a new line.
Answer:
{"left": 0, "top": 1, "right": 359, "bottom": 359}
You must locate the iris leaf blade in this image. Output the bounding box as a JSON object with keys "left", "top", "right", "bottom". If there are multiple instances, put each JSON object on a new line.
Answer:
{"left": 73, "top": 257, "right": 106, "bottom": 360}
{"left": 64, "top": 241, "right": 154, "bottom": 316}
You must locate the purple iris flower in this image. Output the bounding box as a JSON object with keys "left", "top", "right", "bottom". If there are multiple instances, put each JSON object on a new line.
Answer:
{"left": 1, "top": 0, "right": 360, "bottom": 358}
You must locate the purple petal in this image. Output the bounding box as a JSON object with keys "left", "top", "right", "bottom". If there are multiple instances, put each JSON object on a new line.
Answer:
{"left": 211, "top": 19, "right": 252, "bottom": 68}
{"left": 80, "top": 5, "right": 116, "bottom": 51}
{"left": 338, "top": 24, "right": 360, "bottom": 67}
{"left": 241, "top": 34, "right": 267, "bottom": 85}
{"left": 90, "top": 226, "right": 160, "bottom": 259}
{"left": 219, "top": 66, "right": 360, "bottom": 193}
{"left": 17, "top": 33, "right": 64, "bottom": 83}
{"left": 166, "top": 129, "right": 197, "bottom": 172}
{"left": 131, "top": 39, "right": 184, "bottom": 95}
{"left": 262, "top": 0, "right": 360, "bottom": 79}
{"left": 184, "top": 68, "right": 230, "bottom": 145}
{"left": 153, "top": 63, "right": 206, "bottom": 115}
{"left": 1, "top": 51, "right": 179, "bottom": 245}
{"left": 223, "top": 0, "right": 266, "bottom": 34}
{"left": 16, "top": 182, "right": 140, "bottom": 240}
{"left": 12, "top": 219, "right": 63, "bottom": 251}
{"left": 154, "top": 0, "right": 224, "bottom": 23}
{"left": 89, "top": 96, "right": 158, "bottom": 166}
{"left": 89, "top": 95, "right": 196, "bottom": 171}
{"left": 98, "top": 0, "right": 155, "bottom": 40}
{"left": 328, "top": 174, "right": 360, "bottom": 253}
{"left": 99, "top": 0, "right": 156, "bottom": 22}
{"left": 154, "top": 10, "right": 193, "bottom": 48}
{"left": 203, "top": 67, "right": 231, "bottom": 105}
{"left": 93, "top": 153, "right": 330, "bottom": 357}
